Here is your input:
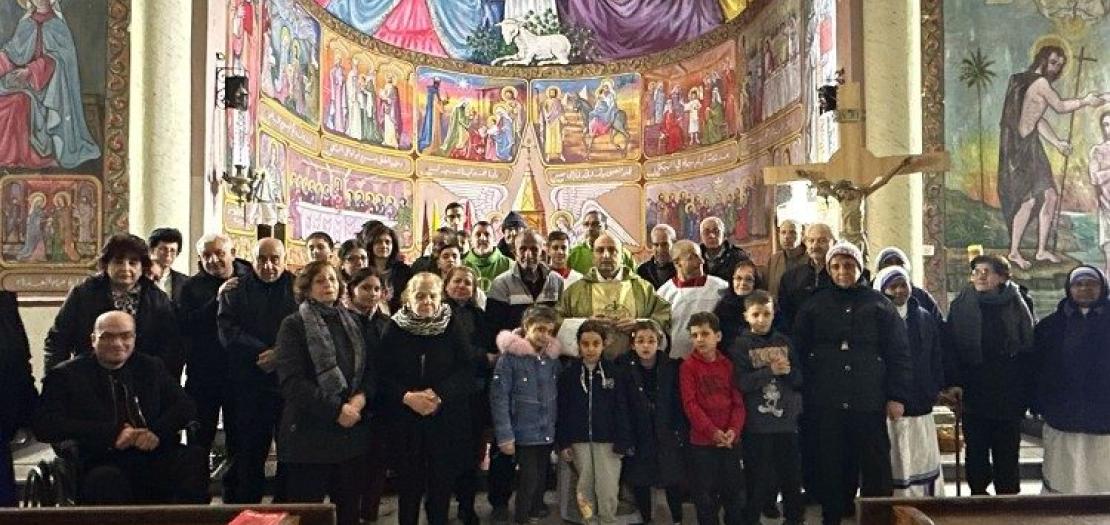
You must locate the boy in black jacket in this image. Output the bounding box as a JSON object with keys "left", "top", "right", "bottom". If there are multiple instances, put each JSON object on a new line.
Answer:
{"left": 729, "top": 291, "right": 805, "bottom": 525}
{"left": 557, "top": 321, "right": 633, "bottom": 525}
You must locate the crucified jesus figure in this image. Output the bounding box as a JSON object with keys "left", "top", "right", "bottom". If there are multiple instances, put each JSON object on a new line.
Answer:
{"left": 997, "top": 45, "right": 1109, "bottom": 270}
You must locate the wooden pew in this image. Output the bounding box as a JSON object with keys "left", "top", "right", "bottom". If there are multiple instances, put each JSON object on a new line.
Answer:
{"left": 858, "top": 495, "right": 1110, "bottom": 525}
{"left": 0, "top": 503, "right": 335, "bottom": 525}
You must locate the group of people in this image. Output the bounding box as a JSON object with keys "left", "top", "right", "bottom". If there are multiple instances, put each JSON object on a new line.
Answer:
{"left": 2, "top": 204, "right": 1109, "bottom": 525}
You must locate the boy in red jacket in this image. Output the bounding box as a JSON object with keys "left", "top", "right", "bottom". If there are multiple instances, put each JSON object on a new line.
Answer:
{"left": 679, "top": 311, "right": 747, "bottom": 525}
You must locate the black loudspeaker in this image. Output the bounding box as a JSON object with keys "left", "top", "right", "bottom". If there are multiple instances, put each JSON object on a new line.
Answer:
{"left": 225, "top": 75, "right": 249, "bottom": 110}
{"left": 817, "top": 84, "right": 838, "bottom": 114}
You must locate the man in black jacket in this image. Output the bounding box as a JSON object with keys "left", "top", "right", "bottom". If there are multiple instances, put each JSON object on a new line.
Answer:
{"left": 179, "top": 233, "right": 252, "bottom": 499}
{"left": 217, "top": 237, "right": 297, "bottom": 503}
{"left": 777, "top": 223, "right": 835, "bottom": 334}
{"left": 33, "top": 311, "right": 207, "bottom": 504}
{"left": 0, "top": 291, "right": 35, "bottom": 507}
{"left": 699, "top": 216, "right": 750, "bottom": 282}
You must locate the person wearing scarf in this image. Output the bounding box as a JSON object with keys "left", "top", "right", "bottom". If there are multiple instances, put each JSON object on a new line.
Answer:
{"left": 275, "top": 261, "right": 372, "bottom": 525}
{"left": 792, "top": 241, "right": 912, "bottom": 525}
{"left": 657, "top": 240, "right": 728, "bottom": 359}
{"left": 43, "top": 233, "right": 183, "bottom": 377}
{"left": 714, "top": 259, "right": 763, "bottom": 347}
{"left": 873, "top": 266, "right": 945, "bottom": 497}
{"left": 379, "top": 272, "right": 474, "bottom": 525}
{"left": 945, "top": 254, "right": 1035, "bottom": 495}
{"left": 1034, "top": 265, "right": 1110, "bottom": 494}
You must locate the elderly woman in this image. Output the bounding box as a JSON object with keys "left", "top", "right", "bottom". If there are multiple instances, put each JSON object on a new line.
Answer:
{"left": 792, "top": 242, "right": 911, "bottom": 525}
{"left": 714, "top": 259, "right": 763, "bottom": 346}
{"left": 946, "top": 254, "right": 1035, "bottom": 496}
{"left": 275, "top": 261, "right": 372, "bottom": 525}
{"left": 379, "top": 272, "right": 474, "bottom": 525}
{"left": 43, "top": 233, "right": 182, "bottom": 376}
{"left": 442, "top": 265, "right": 493, "bottom": 525}
{"left": 1034, "top": 265, "right": 1110, "bottom": 494}
{"left": 362, "top": 222, "right": 413, "bottom": 314}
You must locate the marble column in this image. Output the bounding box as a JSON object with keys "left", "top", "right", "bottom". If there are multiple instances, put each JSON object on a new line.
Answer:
{"left": 128, "top": 0, "right": 193, "bottom": 273}
{"left": 862, "top": 0, "right": 925, "bottom": 274}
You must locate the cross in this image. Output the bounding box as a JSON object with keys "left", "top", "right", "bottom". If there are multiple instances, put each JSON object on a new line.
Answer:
{"left": 762, "top": 82, "right": 950, "bottom": 256}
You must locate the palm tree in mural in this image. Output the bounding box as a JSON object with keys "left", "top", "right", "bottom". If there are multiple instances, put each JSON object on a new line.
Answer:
{"left": 959, "top": 46, "right": 997, "bottom": 203}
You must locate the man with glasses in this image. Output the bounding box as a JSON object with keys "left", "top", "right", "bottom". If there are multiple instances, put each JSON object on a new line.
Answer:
{"left": 34, "top": 311, "right": 207, "bottom": 504}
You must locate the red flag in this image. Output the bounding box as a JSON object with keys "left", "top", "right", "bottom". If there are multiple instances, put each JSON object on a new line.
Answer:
{"left": 464, "top": 201, "right": 473, "bottom": 232}
{"left": 421, "top": 201, "right": 430, "bottom": 252}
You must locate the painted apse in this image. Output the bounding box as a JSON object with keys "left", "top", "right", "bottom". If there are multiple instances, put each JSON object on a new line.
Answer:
{"left": 925, "top": 0, "right": 1110, "bottom": 315}
{"left": 0, "top": 0, "right": 129, "bottom": 297}
{"left": 218, "top": 0, "right": 830, "bottom": 267}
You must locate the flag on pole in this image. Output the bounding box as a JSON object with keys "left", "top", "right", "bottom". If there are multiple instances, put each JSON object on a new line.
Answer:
{"left": 421, "top": 201, "right": 430, "bottom": 252}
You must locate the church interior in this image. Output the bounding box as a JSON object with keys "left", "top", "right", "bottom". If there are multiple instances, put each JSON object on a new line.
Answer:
{"left": 2, "top": 0, "right": 1110, "bottom": 523}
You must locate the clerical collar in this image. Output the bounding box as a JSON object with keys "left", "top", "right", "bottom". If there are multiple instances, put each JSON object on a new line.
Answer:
{"left": 672, "top": 275, "right": 708, "bottom": 288}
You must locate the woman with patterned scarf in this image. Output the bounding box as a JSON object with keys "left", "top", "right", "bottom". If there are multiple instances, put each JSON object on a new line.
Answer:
{"left": 275, "top": 261, "right": 373, "bottom": 525}
{"left": 379, "top": 272, "right": 475, "bottom": 525}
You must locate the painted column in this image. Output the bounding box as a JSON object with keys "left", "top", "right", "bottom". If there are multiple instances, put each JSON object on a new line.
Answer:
{"left": 128, "top": 0, "right": 193, "bottom": 272}
{"left": 862, "top": 0, "right": 925, "bottom": 274}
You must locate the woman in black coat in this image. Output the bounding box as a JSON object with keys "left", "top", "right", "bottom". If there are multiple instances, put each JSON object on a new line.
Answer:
{"left": 275, "top": 261, "right": 373, "bottom": 525}
{"left": 43, "top": 233, "right": 182, "bottom": 376}
{"left": 0, "top": 291, "right": 35, "bottom": 507}
{"left": 379, "top": 272, "right": 474, "bottom": 525}
{"left": 714, "top": 259, "right": 763, "bottom": 345}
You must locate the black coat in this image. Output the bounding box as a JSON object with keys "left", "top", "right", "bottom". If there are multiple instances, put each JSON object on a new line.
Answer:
{"left": 636, "top": 259, "right": 676, "bottom": 290}
{"left": 44, "top": 274, "right": 184, "bottom": 377}
{"left": 383, "top": 263, "right": 414, "bottom": 314}
{"left": 618, "top": 352, "right": 687, "bottom": 487}
{"left": 714, "top": 291, "right": 750, "bottom": 347}
{"left": 33, "top": 353, "right": 196, "bottom": 462}
{"left": 275, "top": 310, "right": 373, "bottom": 464}
{"left": 177, "top": 260, "right": 252, "bottom": 389}
{"left": 792, "top": 284, "right": 913, "bottom": 412}
{"left": 556, "top": 359, "right": 633, "bottom": 454}
{"left": 0, "top": 291, "right": 36, "bottom": 436}
{"left": 902, "top": 297, "right": 945, "bottom": 417}
{"left": 217, "top": 271, "right": 297, "bottom": 392}
{"left": 776, "top": 262, "right": 832, "bottom": 335}
{"left": 166, "top": 269, "right": 188, "bottom": 306}
{"left": 378, "top": 316, "right": 474, "bottom": 468}
{"left": 701, "top": 241, "right": 750, "bottom": 283}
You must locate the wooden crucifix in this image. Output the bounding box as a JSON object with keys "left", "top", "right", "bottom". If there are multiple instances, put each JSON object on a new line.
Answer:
{"left": 763, "top": 82, "right": 950, "bottom": 259}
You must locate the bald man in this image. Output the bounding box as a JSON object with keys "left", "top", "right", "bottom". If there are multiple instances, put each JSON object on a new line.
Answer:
{"left": 217, "top": 238, "right": 297, "bottom": 503}
{"left": 777, "top": 223, "right": 836, "bottom": 334}
{"left": 766, "top": 219, "right": 807, "bottom": 298}
{"left": 34, "top": 311, "right": 206, "bottom": 504}
{"left": 557, "top": 233, "right": 671, "bottom": 359}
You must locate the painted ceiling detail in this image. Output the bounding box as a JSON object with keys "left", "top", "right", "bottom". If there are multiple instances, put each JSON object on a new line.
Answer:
{"left": 319, "top": 0, "right": 748, "bottom": 65}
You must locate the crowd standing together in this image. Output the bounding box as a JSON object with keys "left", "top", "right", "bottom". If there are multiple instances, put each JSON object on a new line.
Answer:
{"left": 2, "top": 206, "right": 1109, "bottom": 525}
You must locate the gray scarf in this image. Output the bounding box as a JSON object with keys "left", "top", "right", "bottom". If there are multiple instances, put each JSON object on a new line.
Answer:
{"left": 948, "top": 281, "right": 1034, "bottom": 364}
{"left": 300, "top": 300, "right": 365, "bottom": 402}
{"left": 392, "top": 303, "right": 452, "bottom": 336}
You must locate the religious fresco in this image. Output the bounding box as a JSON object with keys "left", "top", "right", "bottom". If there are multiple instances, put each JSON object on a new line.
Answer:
{"left": 737, "top": 0, "right": 802, "bottom": 133}
{"left": 228, "top": 0, "right": 262, "bottom": 169}
{"left": 284, "top": 147, "right": 414, "bottom": 249}
{"left": 804, "top": 0, "right": 837, "bottom": 164}
{"left": 321, "top": 30, "right": 415, "bottom": 151}
{"left": 1, "top": 175, "right": 100, "bottom": 265}
{"left": 216, "top": 0, "right": 817, "bottom": 263}
{"left": 320, "top": 0, "right": 745, "bottom": 65}
{"left": 641, "top": 42, "right": 736, "bottom": 158}
{"left": 260, "top": 0, "right": 321, "bottom": 126}
{"left": 645, "top": 164, "right": 773, "bottom": 263}
{"left": 415, "top": 67, "right": 528, "bottom": 163}
{"left": 925, "top": 0, "right": 1110, "bottom": 314}
{"left": 0, "top": 0, "right": 130, "bottom": 296}
{"left": 530, "top": 74, "right": 641, "bottom": 164}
